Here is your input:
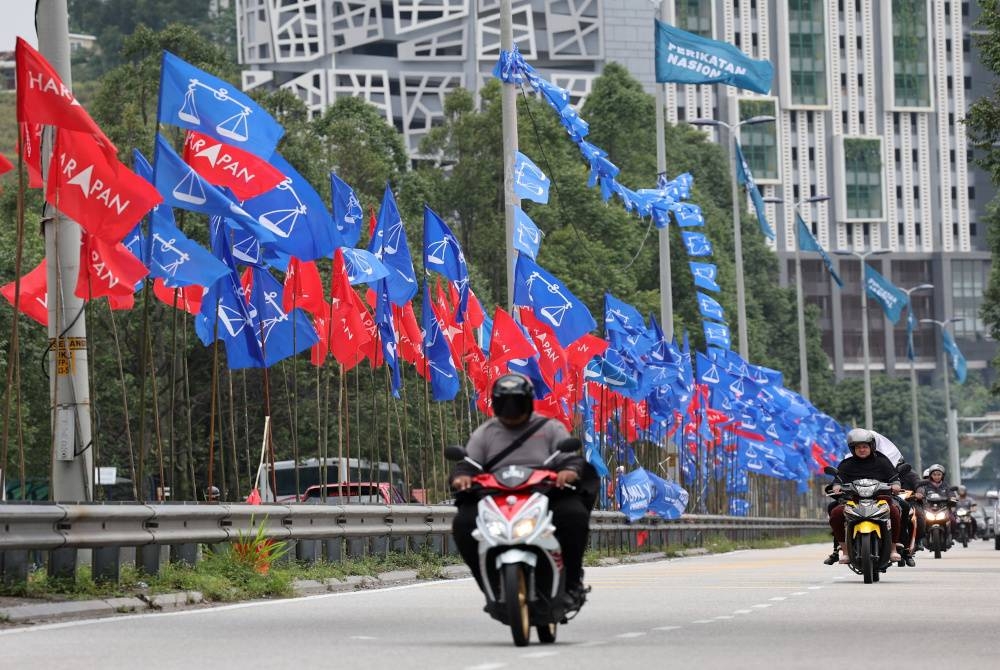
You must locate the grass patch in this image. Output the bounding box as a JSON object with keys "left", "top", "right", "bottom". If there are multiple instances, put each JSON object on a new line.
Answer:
{"left": 0, "top": 547, "right": 462, "bottom": 603}
{"left": 585, "top": 531, "right": 830, "bottom": 564}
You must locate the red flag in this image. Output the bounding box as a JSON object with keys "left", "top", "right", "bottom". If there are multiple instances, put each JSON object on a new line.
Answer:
{"left": 75, "top": 233, "right": 148, "bottom": 302}
{"left": 449, "top": 281, "right": 485, "bottom": 328}
{"left": 519, "top": 306, "right": 566, "bottom": 383}
{"left": 328, "top": 255, "right": 371, "bottom": 368}
{"left": 487, "top": 307, "right": 536, "bottom": 366}
{"left": 246, "top": 488, "right": 262, "bottom": 505}
{"left": 565, "top": 333, "right": 610, "bottom": 370}
{"left": 283, "top": 257, "right": 326, "bottom": 318}
{"left": 15, "top": 38, "right": 117, "bottom": 154}
{"left": 19, "top": 123, "right": 44, "bottom": 188}
{"left": 393, "top": 302, "right": 427, "bottom": 373}
{"left": 47, "top": 128, "right": 162, "bottom": 243}
{"left": 182, "top": 130, "right": 285, "bottom": 200}
{"left": 0, "top": 152, "right": 13, "bottom": 177}
{"left": 152, "top": 279, "right": 204, "bottom": 315}
{"left": 1, "top": 259, "right": 48, "bottom": 326}
{"left": 534, "top": 392, "right": 573, "bottom": 430}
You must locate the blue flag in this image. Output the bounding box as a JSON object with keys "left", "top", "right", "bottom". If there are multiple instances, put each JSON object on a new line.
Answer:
{"left": 339, "top": 247, "right": 389, "bottom": 286}
{"left": 421, "top": 282, "right": 460, "bottom": 401}
{"left": 584, "top": 348, "right": 639, "bottom": 391}
{"left": 681, "top": 231, "right": 713, "bottom": 256}
{"left": 616, "top": 468, "right": 653, "bottom": 522}
{"left": 513, "top": 151, "right": 550, "bottom": 204}
{"left": 672, "top": 202, "right": 704, "bottom": 227}
{"left": 646, "top": 470, "right": 688, "bottom": 520}
{"left": 247, "top": 266, "right": 319, "bottom": 366}
{"left": 654, "top": 20, "right": 774, "bottom": 94}
{"left": 689, "top": 261, "right": 720, "bottom": 292}
{"left": 513, "top": 255, "right": 596, "bottom": 346}
{"left": 242, "top": 153, "right": 340, "bottom": 261}
{"left": 704, "top": 321, "right": 732, "bottom": 350}
{"left": 696, "top": 292, "right": 726, "bottom": 322}
{"left": 734, "top": 142, "right": 776, "bottom": 240}
{"left": 513, "top": 206, "right": 542, "bottom": 259}
{"left": 374, "top": 281, "right": 402, "bottom": 397}
{"left": 153, "top": 134, "right": 278, "bottom": 246}
{"left": 796, "top": 212, "right": 843, "bottom": 288}
{"left": 581, "top": 394, "right": 610, "bottom": 478}
{"left": 941, "top": 328, "right": 968, "bottom": 383}
{"left": 367, "top": 184, "right": 418, "bottom": 306}
{"left": 423, "top": 205, "right": 469, "bottom": 321}
{"left": 157, "top": 51, "right": 283, "bottom": 159}
{"left": 330, "top": 173, "right": 363, "bottom": 247}
{"left": 864, "top": 264, "right": 908, "bottom": 324}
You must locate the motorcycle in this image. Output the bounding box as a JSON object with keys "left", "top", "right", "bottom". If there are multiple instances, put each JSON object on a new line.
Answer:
{"left": 895, "top": 489, "right": 919, "bottom": 566}
{"left": 923, "top": 491, "right": 955, "bottom": 558}
{"left": 955, "top": 506, "right": 975, "bottom": 547}
{"left": 444, "top": 438, "right": 583, "bottom": 647}
{"left": 824, "top": 466, "right": 895, "bottom": 584}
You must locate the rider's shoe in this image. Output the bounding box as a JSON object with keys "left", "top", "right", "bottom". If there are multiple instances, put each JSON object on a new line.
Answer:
{"left": 562, "top": 583, "right": 589, "bottom": 610}
{"left": 823, "top": 551, "right": 839, "bottom": 565}
{"left": 905, "top": 556, "right": 916, "bottom": 567}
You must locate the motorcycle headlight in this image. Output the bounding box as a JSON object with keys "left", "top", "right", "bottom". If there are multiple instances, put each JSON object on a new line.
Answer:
{"left": 925, "top": 510, "right": 946, "bottom": 521}
{"left": 512, "top": 518, "right": 537, "bottom": 539}
{"left": 957, "top": 509, "right": 968, "bottom": 517}
{"left": 486, "top": 520, "right": 507, "bottom": 538}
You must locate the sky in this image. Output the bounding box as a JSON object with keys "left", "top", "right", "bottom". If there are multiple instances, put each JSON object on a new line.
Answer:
{"left": 0, "top": 1, "right": 39, "bottom": 51}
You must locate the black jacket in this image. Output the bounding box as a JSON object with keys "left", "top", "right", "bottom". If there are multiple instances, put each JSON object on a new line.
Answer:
{"left": 834, "top": 451, "right": 900, "bottom": 486}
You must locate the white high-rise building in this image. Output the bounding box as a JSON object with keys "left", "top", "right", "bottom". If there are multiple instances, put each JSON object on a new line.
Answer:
{"left": 235, "top": 0, "right": 995, "bottom": 382}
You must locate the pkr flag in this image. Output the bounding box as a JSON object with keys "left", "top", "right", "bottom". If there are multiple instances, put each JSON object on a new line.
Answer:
{"left": 47, "top": 128, "right": 162, "bottom": 243}
{"left": 1, "top": 259, "right": 48, "bottom": 326}
{"left": 75, "top": 233, "right": 149, "bottom": 303}
{"left": 182, "top": 130, "right": 285, "bottom": 200}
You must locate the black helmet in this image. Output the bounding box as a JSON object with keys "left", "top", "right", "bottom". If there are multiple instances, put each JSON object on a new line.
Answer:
{"left": 492, "top": 373, "right": 534, "bottom": 420}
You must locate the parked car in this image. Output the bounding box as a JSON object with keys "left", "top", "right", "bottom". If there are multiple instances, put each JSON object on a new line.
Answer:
{"left": 986, "top": 490, "right": 1000, "bottom": 550}
{"left": 300, "top": 482, "right": 406, "bottom": 506}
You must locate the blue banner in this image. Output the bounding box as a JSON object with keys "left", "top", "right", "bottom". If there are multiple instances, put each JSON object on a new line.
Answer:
{"left": 616, "top": 468, "right": 653, "bottom": 522}
{"left": 158, "top": 51, "right": 283, "bottom": 159}
{"left": 689, "top": 261, "right": 720, "bottom": 292}
{"left": 513, "top": 151, "right": 550, "bottom": 204}
{"left": 734, "top": 142, "right": 776, "bottom": 241}
{"left": 681, "top": 230, "right": 713, "bottom": 256}
{"left": 654, "top": 20, "right": 774, "bottom": 94}
{"left": 941, "top": 328, "right": 968, "bottom": 384}
{"left": 864, "top": 264, "right": 908, "bottom": 324}
{"left": 796, "top": 213, "right": 843, "bottom": 288}
{"left": 696, "top": 291, "right": 726, "bottom": 322}
{"left": 513, "top": 255, "right": 596, "bottom": 346}
{"left": 513, "top": 206, "right": 542, "bottom": 259}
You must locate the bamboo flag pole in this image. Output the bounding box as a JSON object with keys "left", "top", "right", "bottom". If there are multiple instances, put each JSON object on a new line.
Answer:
{"left": 2, "top": 146, "right": 27, "bottom": 500}
{"left": 252, "top": 415, "right": 272, "bottom": 495}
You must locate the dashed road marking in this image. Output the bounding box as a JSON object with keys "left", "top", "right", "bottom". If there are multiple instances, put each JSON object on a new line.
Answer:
{"left": 751, "top": 604, "right": 771, "bottom": 609}
{"left": 616, "top": 632, "right": 647, "bottom": 638}
{"left": 521, "top": 651, "right": 559, "bottom": 658}
{"left": 652, "top": 625, "right": 682, "bottom": 631}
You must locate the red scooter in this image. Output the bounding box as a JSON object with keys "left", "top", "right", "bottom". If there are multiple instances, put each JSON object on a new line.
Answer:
{"left": 445, "top": 438, "right": 583, "bottom": 647}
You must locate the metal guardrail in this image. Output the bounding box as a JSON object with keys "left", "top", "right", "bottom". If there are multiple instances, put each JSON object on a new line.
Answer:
{"left": 0, "top": 502, "right": 827, "bottom": 584}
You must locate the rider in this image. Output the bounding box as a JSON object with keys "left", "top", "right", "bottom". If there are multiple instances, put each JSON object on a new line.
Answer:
{"left": 955, "top": 484, "right": 978, "bottom": 538}
{"left": 827, "top": 428, "right": 903, "bottom": 564}
{"left": 450, "top": 374, "right": 592, "bottom": 609}
{"left": 895, "top": 459, "right": 922, "bottom": 565}
{"left": 917, "top": 463, "right": 955, "bottom": 547}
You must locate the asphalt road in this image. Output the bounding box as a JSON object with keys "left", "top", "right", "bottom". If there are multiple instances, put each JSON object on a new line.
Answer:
{"left": 3, "top": 541, "right": 998, "bottom": 669}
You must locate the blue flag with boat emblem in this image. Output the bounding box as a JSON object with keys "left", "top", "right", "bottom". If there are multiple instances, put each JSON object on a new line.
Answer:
{"left": 331, "top": 173, "right": 363, "bottom": 247}
{"left": 422, "top": 281, "right": 460, "bottom": 401}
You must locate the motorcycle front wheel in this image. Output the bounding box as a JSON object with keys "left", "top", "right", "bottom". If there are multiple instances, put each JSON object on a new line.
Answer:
{"left": 856, "top": 535, "right": 875, "bottom": 584}
{"left": 503, "top": 563, "right": 530, "bottom": 647}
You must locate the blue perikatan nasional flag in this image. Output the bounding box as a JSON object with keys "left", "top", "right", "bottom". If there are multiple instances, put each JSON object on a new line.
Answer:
{"left": 796, "top": 212, "right": 843, "bottom": 288}
{"left": 616, "top": 468, "right": 653, "bottom": 522}
{"left": 696, "top": 291, "right": 726, "bottom": 322}
{"left": 247, "top": 265, "right": 319, "bottom": 367}
{"left": 157, "top": 51, "right": 284, "bottom": 160}
{"left": 734, "top": 141, "right": 776, "bottom": 241}
{"left": 513, "top": 206, "right": 542, "bottom": 260}
{"left": 423, "top": 205, "right": 469, "bottom": 321}
{"left": 242, "top": 152, "right": 340, "bottom": 261}
{"left": 367, "top": 184, "right": 418, "bottom": 307}
{"left": 421, "top": 281, "right": 460, "bottom": 401}
{"left": 513, "top": 151, "right": 550, "bottom": 204}
{"left": 941, "top": 328, "right": 968, "bottom": 384}
{"left": 331, "top": 172, "right": 363, "bottom": 247}
{"left": 864, "top": 264, "right": 908, "bottom": 325}
{"left": 689, "top": 261, "right": 720, "bottom": 292}
{"left": 513, "top": 255, "right": 596, "bottom": 347}
{"left": 681, "top": 231, "right": 713, "bottom": 256}
{"left": 654, "top": 20, "right": 774, "bottom": 95}
{"left": 152, "top": 134, "right": 278, "bottom": 246}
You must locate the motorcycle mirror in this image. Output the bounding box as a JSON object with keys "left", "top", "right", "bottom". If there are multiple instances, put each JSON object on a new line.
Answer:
{"left": 823, "top": 466, "right": 839, "bottom": 477}
{"left": 444, "top": 445, "right": 467, "bottom": 462}
{"left": 555, "top": 437, "right": 582, "bottom": 453}
{"left": 949, "top": 485, "right": 959, "bottom": 492}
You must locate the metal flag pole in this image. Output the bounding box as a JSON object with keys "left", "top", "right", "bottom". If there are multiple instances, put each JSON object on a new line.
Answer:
{"left": 501, "top": 0, "right": 519, "bottom": 311}
{"left": 37, "top": 0, "right": 94, "bottom": 503}
{"left": 655, "top": 0, "right": 673, "bottom": 338}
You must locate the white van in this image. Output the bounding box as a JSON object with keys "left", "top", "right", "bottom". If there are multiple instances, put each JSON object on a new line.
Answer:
{"left": 257, "top": 457, "right": 405, "bottom": 502}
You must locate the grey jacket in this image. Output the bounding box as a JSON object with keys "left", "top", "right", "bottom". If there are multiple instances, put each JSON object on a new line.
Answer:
{"left": 451, "top": 413, "right": 583, "bottom": 481}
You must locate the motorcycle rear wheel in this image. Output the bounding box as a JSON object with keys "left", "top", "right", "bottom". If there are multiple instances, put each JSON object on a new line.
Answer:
{"left": 536, "top": 623, "right": 557, "bottom": 644}
{"left": 503, "top": 564, "right": 531, "bottom": 647}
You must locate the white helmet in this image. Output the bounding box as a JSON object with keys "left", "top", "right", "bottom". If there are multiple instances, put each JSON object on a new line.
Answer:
{"left": 846, "top": 428, "right": 875, "bottom": 452}
{"left": 927, "top": 463, "right": 945, "bottom": 477}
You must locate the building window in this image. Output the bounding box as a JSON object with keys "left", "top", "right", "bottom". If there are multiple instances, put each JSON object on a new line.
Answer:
{"left": 892, "top": 0, "right": 931, "bottom": 107}
{"left": 787, "top": 0, "right": 828, "bottom": 105}
{"left": 739, "top": 98, "right": 779, "bottom": 181}
{"left": 952, "top": 259, "right": 989, "bottom": 339}
{"left": 842, "top": 137, "right": 884, "bottom": 220}
{"left": 676, "top": 0, "right": 712, "bottom": 36}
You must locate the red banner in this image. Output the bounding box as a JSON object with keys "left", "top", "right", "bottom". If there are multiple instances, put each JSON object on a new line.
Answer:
{"left": 182, "top": 130, "right": 285, "bottom": 200}
{"left": 1, "top": 259, "right": 48, "bottom": 326}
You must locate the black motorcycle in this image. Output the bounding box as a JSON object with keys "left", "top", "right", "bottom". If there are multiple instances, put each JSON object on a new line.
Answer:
{"left": 924, "top": 491, "right": 956, "bottom": 558}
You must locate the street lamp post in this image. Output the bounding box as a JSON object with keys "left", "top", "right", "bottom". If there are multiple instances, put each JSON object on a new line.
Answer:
{"left": 920, "top": 316, "right": 964, "bottom": 485}
{"left": 834, "top": 248, "right": 890, "bottom": 429}
{"left": 690, "top": 115, "right": 776, "bottom": 359}
{"left": 791, "top": 196, "right": 831, "bottom": 401}
{"left": 902, "top": 283, "right": 934, "bottom": 475}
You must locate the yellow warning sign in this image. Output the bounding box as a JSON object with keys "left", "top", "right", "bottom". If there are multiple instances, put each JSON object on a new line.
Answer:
{"left": 50, "top": 337, "right": 87, "bottom": 376}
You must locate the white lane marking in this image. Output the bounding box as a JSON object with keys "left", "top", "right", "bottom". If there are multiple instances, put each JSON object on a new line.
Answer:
{"left": 616, "top": 632, "right": 647, "bottom": 638}
{"left": 769, "top": 596, "right": 787, "bottom": 601}
{"left": 733, "top": 609, "right": 754, "bottom": 614}
{"left": 521, "top": 651, "right": 559, "bottom": 658}
{"left": 578, "top": 640, "right": 608, "bottom": 647}
{"left": 750, "top": 604, "right": 771, "bottom": 609}
{"left": 467, "top": 664, "right": 507, "bottom": 670}
{"left": 350, "top": 635, "right": 377, "bottom": 640}
{"left": 652, "top": 626, "right": 682, "bottom": 631}
{"left": 714, "top": 615, "right": 734, "bottom": 620}
{"left": 691, "top": 619, "right": 715, "bottom": 624}
{"left": 807, "top": 585, "right": 823, "bottom": 590}
{"left": 0, "top": 578, "right": 465, "bottom": 636}
{"left": 790, "top": 591, "right": 807, "bottom": 596}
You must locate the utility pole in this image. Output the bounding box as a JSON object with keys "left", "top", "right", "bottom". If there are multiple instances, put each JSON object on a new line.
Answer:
{"left": 37, "top": 0, "right": 94, "bottom": 503}
{"left": 500, "top": 0, "right": 519, "bottom": 310}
